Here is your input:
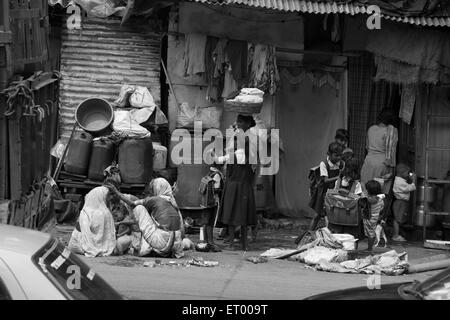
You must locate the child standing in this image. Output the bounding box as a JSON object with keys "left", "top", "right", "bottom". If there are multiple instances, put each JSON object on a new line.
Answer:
{"left": 199, "top": 164, "right": 224, "bottom": 252}
{"left": 362, "top": 180, "right": 386, "bottom": 252}
{"left": 335, "top": 129, "right": 354, "bottom": 162}
{"left": 392, "top": 163, "right": 416, "bottom": 242}
{"left": 309, "top": 142, "right": 345, "bottom": 231}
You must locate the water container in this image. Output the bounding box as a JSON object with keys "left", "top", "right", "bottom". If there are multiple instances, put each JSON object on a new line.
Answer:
{"left": 152, "top": 142, "right": 167, "bottom": 170}
{"left": 64, "top": 131, "right": 93, "bottom": 175}
{"left": 119, "top": 138, "right": 153, "bottom": 184}
{"left": 88, "top": 138, "right": 116, "bottom": 181}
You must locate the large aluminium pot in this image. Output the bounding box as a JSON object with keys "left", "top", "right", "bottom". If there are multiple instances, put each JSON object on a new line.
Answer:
{"left": 415, "top": 177, "right": 437, "bottom": 203}
{"left": 414, "top": 204, "right": 436, "bottom": 228}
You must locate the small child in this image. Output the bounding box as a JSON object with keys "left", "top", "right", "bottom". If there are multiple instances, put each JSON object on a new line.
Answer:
{"left": 335, "top": 129, "right": 354, "bottom": 162}
{"left": 362, "top": 180, "right": 386, "bottom": 252}
{"left": 309, "top": 142, "right": 345, "bottom": 231}
{"left": 198, "top": 164, "right": 224, "bottom": 252}
{"left": 392, "top": 163, "right": 416, "bottom": 242}
{"left": 334, "top": 158, "right": 363, "bottom": 196}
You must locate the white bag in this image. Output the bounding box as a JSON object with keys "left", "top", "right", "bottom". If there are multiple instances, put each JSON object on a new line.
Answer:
{"left": 154, "top": 106, "right": 168, "bottom": 125}
{"left": 114, "top": 84, "right": 135, "bottom": 107}
{"left": 129, "top": 86, "right": 157, "bottom": 109}
{"left": 130, "top": 108, "right": 153, "bottom": 124}
{"left": 177, "top": 102, "right": 196, "bottom": 128}
{"left": 112, "top": 110, "right": 150, "bottom": 137}
{"left": 177, "top": 102, "right": 222, "bottom": 129}
{"left": 196, "top": 105, "right": 222, "bottom": 129}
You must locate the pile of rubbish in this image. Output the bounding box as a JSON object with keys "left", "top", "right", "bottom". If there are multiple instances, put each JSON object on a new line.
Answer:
{"left": 260, "top": 228, "right": 409, "bottom": 276}
{"left": 143, "top": 257, "right": 219, "bottom": 268}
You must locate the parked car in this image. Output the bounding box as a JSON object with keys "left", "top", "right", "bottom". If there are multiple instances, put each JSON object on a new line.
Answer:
{"left": 0, "top": 224, "right": 123, "bottom": 300}
{"left": 305, "top": 267, "right": 450, "bottom": 300}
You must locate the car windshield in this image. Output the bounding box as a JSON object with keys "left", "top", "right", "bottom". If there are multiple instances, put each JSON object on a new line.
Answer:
{"left": 32, "top": 239, "right": 122, "bottom": 300}
{"left": 414, "top": 267, "right": 450, "bottom": 300}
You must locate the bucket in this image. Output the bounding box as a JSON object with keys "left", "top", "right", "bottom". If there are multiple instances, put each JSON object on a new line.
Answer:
{"left": 75, "top": 98, "right": 114, "bottom": 134}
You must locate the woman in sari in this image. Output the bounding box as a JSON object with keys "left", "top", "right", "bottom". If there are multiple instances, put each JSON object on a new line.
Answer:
{"left": 109, "top": 177, "right": 185, "bottom": 258}
{"left": 68, "top": 185, "right": 118, "bottom": 257}
{"left": 360, "top": 108, "right": 398, "bottom": 194}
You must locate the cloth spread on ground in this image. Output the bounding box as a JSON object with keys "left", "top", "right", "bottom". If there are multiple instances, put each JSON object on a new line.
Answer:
{"left": 366, "top": 21, "right": 450, "bottom": 84}
{"left": 261, "top": 227, "right": 408, "bottom": 275}
{"left": 184, "top": 33, "right": 207, "bottom": 76}
{"left": 68, "top": 186, "right": 116, "bottom": 257}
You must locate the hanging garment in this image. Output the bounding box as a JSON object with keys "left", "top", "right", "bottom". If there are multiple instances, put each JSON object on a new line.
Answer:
{"left": 249, "top": 44, "right": 279, "bottom": 95}
{"left": 399, "top": 84, "right": 416, "bottom": 125}
{"left": 213, "top": 38, "right": 228, "bottom": 79}
{"left": 225, "top": 40, "right": 248, "bottom": 85}
{"left": 222, "top": 67, "right": 239, "bottom": 98}
{"left": 184, "top": 33, "right": 207, "bottom": 76}
{"left": 205, "top": 36, "right": 221, "bottom": 101}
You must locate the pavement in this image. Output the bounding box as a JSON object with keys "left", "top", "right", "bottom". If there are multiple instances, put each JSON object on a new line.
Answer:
{"left": 47, "top": 222, "right": 448, "bottom": 300}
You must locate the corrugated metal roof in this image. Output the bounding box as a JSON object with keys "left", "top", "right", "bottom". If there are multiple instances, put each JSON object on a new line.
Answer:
{"left": 190, "top": 0, "right": 450, "bottom": 27}
{"left": 59, "top": 17, "right": 161, "bottom": 138}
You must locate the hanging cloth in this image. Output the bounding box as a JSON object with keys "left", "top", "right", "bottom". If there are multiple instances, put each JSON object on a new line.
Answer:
{"left": 399, "top": 84, "right": 416, "bottom": 125}
{"left": 225, "top": 40, "right": 248, "bottom": 85}
{"left": 184, "top": 33, "right": 207, "bottom": 76}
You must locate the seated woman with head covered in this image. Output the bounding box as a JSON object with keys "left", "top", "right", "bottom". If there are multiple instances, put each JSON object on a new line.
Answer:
{"left": 108, "top": 177, "right": 185, "bottom": 258}
{"left": 68, "top": 165, "right": 126, "bottom": 257}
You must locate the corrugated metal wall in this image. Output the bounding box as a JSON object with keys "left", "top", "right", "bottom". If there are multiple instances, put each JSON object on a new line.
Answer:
{"left": 59, "top": 17, "right": 161, "bottom": 138}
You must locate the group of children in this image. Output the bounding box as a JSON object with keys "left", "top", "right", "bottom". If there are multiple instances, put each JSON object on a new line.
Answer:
{"left": 309, "top": 129, "right": 417, "bottom": 252}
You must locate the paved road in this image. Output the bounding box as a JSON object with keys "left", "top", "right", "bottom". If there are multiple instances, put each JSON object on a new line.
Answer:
{"left": 81, "top": 249, "right": 438, "bottom": 300}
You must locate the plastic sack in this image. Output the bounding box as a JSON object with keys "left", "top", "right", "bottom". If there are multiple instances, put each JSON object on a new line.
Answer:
{"left": 129, "top": 86, "right": 157, "bottom": 109}
{"left": 298, "top": 246, "right": 348, "bottom": 265}
{"left": 177, "top": 102, "right": 196, "bottom": 128}
{"left": 112, "top": 110, "right": 150, "bottom": 137}
{"left": 196, "top": 105, "right": 222, "bottom": 129}
{"left": 130, "top": 107, "right": 153, "bottom": 124}
{"left": 332, "top": 234, "right": 357, "bottom": 251}
{"left": 114, "top": 84, "right": 135, "bottom": 107}
{"left": 154, "top": 106, "right": 168, "bottom": 125}
{"left": 177, "top": 102, "right": 222, "bottom": 129}
{"left": 74, "top": 0, "right": 125, "bottom": 18}
{"left": 50, "top": 138, "right": 69, "bottom": 159}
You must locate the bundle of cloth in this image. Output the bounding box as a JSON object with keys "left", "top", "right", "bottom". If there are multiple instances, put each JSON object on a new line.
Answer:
{"left": 227, "top": 88, "right": 264, "bottom": 105}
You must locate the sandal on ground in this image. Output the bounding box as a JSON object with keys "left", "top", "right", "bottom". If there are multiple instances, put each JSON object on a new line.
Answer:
{"left": 208, "top": 243, "right": 222, "bottom": 252}
{"left": 392, "top": 235, "right": 407, "bottom": 242}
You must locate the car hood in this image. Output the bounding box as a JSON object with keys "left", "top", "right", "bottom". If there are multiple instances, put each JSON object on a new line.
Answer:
{"left": 305, "top": 282, "right": 412, "bottom": 300}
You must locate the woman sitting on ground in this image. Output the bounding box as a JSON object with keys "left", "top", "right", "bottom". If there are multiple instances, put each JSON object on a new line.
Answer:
{"left": 108, "top": 177, "right": 185, "bottom": 258}
{"left": 68, "top": 167, "right": 123, "bottom": 257}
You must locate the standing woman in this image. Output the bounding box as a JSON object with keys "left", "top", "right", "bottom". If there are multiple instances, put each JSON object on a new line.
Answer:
{"left": 213, "top": 114, "right": 257, "bottom": 251}
{"left": 360, "top": 108, "right": 398, "bottom": 194}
